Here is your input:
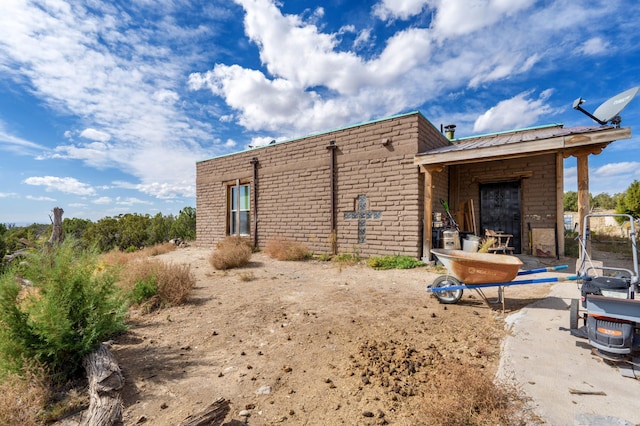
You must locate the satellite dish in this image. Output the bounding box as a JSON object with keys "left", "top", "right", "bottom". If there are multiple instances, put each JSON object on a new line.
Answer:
{"left": 572, "top": 86, "right": 640, "bottom": 127}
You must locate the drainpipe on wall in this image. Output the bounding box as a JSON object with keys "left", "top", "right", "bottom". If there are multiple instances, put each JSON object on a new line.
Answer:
{"left": 250, "top": 157, "right": 259, "bottom": 249}
{"left": 327, "top": 141, "right": 337, "bottom": 255}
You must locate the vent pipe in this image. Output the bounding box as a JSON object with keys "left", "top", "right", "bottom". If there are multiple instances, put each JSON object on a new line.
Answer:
{"left": 444, "top": 124, "right": 456, "bottom": 140}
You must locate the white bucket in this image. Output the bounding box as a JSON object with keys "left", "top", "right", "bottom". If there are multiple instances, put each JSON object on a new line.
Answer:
{"left": 462, "top": 238, "right": 479, "bottom": 252}
{"left": 442, "top": 230, "right": 460, "bottom": 250}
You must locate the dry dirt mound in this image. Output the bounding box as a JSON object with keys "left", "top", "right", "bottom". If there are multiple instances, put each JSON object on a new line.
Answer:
{"left": 110, "top": 247, "right": 551, "bottom": 425}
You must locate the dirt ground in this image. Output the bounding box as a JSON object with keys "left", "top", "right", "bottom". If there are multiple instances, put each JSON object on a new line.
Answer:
{"left": 104, "top": 246, "right": 571, "bottom": 426}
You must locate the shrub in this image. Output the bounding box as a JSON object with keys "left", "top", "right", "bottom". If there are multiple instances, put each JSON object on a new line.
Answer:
{"left": 0, "top": 363, "right": 49, "bottom": 426}
{"left": 209, "top": 236, "right": 253, "bottom": 270}
{"left": 130, "top": 276, "right": 159, "bottom": 305}
{"left": 422, "top": 360, "right": 526, "bottom": 425}
{"left": 155, "top": 262, "right": 195, "bottom": 305}
{"left": 119, "top": 259, "right": 194, "bottom": 309}
{"left": 264, "top": 238, "right": 310, "bottom": 261}
{"left": 0, "top": 239, "right": 128, "bottom": 382}
{"left": 332, "top": 253, "right": 360, "bottom": 264}
{"left": 367, "top": 255, "right": 425, "bottom": 270}
{"left": 140, "top": 242, "right": 177, "bottom": 257}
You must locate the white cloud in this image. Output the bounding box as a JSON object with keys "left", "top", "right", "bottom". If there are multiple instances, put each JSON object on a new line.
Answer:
{"left": 93, "top": 197, "right": 112, "bottom": 205}
{"left": 80, "top": 128, "right": 111, "bottom": 142}
{"left": 373, "top": 0, "right": 429, "bottom": 21}
{"left": 26, "top": 195, "right": 57, "bottom": 202}
{"left": 473, "top": 89, "right": 555, "bottom": 133}
{"left": 0, "top": 120, "right": 49, "bottom": 155}
{"left": 23, "top": 176, "right": 97, "bottom": 196}
{"left": 428, "top": 0, "right": 536, "bottom": 39}
{"left": 593, "top": 162, "right": 640, "bottom": 178}
{"left": 577, "top": 37, "right": 609, "bottom": 56}
{"left": 115, "top": 197, "right": 153, "bottom": 206}
{"left": 189, "top": 0, "right": 615, "bottom": 139}
{"left": 0, "top": 1, "right": 214, "bottom": 199}
{"left": 0, "top": 192, "right": 18, "bottom": 198}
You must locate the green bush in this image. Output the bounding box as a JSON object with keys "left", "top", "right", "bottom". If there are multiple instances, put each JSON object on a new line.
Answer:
{"left": 130, "top": 276, "right": 158, "bottom": 305}
{"left": 367, "top": 255, "right": 426, "bottom": 270}
{"left": 0, "top": 239, "right": 128, "bottom": 382}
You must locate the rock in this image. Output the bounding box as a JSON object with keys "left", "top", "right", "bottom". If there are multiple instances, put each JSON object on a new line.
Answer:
{"left": 256, "top": 385, "right": 272, "bottom": 395}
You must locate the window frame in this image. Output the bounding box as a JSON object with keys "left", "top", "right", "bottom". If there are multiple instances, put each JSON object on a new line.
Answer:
{"left": 228, "top": 179, "right": 251, "bottom": 236}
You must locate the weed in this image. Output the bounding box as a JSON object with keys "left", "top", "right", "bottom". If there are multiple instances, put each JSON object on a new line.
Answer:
{"left": 139, "top": 242, "right": 177, "bottom": 257}
{"left": 0, "top": 363, "right": 49, "bottom": 426}
{"left": 422, "top": 359, "right": 527, "bottom": 425}
{"left": 119, "top": 259, "right": 195, "bottom": 309}
{"left": 239, "top": 271, "right": 255, "bottom": 282}
{"left": 367, "top": 255, "right": 425, "bottom": 270}
{"left": 264, "top": 238, "right": 311, "bottom": 261}
{"left": 332, "top": 253, "right": 361, "bottom": 265}
{"left": 316, "top": 253, "right": 332, "bottom": 261}
{"left": 209, "top": 236, "right": 253, "bottom": 270}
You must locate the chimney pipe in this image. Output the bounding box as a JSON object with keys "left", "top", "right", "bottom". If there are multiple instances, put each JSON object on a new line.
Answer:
{"left": 444, "top": 124, "right": 456, "bottom": 140}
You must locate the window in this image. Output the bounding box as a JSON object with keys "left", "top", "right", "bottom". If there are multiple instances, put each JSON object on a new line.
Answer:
{"left": 229, "top": 182, "right": 250, "bottom": 235}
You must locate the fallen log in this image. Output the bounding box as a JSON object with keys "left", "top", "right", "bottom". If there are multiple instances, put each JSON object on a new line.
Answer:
{"left": 81, "top": 343, "right": 124, "bottom": 426}
{"left": 179, "top": 398, "right": 230, "bottom": 426}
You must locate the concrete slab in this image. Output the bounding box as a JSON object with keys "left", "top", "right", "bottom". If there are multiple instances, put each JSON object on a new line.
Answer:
{"left": 499, "top": 281, "right": 640, "bottom": 425}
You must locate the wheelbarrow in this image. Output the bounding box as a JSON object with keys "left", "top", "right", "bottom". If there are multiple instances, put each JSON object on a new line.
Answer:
{"left": 427, "top": 248, "right": 576, "bottom": 308}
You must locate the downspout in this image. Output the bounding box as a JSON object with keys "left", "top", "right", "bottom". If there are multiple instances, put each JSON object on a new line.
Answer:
{"left": 327, "top": 141, "right": 337, "bottom": 255}
{"left": 250, "top": 157, "right": 259, "bottom": 249}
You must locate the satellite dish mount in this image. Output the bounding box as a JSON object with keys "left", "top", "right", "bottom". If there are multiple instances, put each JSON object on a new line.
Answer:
{"left": 573, "top": 86, "right": 640, "bottom": 128}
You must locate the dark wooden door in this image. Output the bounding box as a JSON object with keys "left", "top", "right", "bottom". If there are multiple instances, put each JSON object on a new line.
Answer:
{"left": 480, "top": 181, "right": 521, "bottom": 253}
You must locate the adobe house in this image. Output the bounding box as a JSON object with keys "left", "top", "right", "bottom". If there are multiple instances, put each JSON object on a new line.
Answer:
{"left": 196, "top": 111, "right": 630, "bottom": 260}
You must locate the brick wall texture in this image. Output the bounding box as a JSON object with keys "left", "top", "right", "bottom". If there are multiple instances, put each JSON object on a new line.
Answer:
{"left": 196, "top": 112, "right": 449, "bottom": 257}
{"left": 196, "top": 111, "right": 560, "bottom": 257}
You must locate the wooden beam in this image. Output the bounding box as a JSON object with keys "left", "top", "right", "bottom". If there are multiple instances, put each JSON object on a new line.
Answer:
{"left": 556, "top": 152, "right": 565, "bottom": 256}
{"left": 422, "top": 168, "right": 434, "bottom": 262}
{"left": 471, "top": 171, "right": 533, "bottom": 183}
{"left": 577, "top": 154, "right": 590, "bottom": 258}
{"left": 563, "top": 144, "right": 608, "bottom": 158}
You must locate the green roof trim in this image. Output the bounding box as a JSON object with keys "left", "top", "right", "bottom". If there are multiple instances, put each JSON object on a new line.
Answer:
{"left": 197, "top": 110, "right": 427, "bottom": 163}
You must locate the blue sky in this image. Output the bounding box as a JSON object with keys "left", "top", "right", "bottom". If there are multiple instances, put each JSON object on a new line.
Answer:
{"left": 1, "top": 0, "right": 639, "bottom": 225}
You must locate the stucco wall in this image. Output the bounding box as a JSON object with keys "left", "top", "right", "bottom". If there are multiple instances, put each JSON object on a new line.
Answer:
{"left": 196, "top": 112, "right": 450, "bottom": 257}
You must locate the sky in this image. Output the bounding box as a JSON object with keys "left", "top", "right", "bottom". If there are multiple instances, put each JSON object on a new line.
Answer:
{"left": 1, "top": 0, "right": 640, "bottom": 225}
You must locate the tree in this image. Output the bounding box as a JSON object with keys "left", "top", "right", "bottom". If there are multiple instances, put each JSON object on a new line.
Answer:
{"left": 564, "top": 191, "right": 578, "bottom": 212}
{"left": 616, "top": 180, "right": 640, "bottom": 218}
{"left": 117, "top": 213, "right": 151, "bottom": 250}
{"left": 63, "top": 217, "right": 93, "bottom": 240}
{"left": 84, "top": 217, "right": 120, "bottom": 252}
{"left": 170, "top": 207, "right": 196, "bottom": 240}
{"left": 148, "top": 213, "right": 174, "bottom": 245}
{"left": 0, "top": 223, "right": 6, "bottom": 259}
{"left": 591, "top": 193, "right": 616, "bottom": 210}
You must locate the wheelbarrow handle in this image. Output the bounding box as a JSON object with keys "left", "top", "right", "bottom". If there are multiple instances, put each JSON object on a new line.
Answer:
{"left": 517, "top": 265, "right": 568, "bottom": 276}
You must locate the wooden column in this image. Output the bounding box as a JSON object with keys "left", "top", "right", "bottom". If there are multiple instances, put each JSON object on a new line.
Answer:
{"left": 576, "top": 153, "right": 590, "bottom": 258}
{"left": 422, "top": 166, "right": 433, "bottom": 261}
{"left": 421, "top": 165, "right": 443, "bottom": 262}
{"left": 556, "top": 153, "right": 565, "bottom": 256}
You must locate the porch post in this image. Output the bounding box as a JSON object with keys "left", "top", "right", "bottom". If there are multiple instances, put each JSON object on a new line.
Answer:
{"left": 556, "top": 153, "right": 565, "bottom": 256}
{"left": 576, "top": 153, "right": 590, "bottom": 258}
{"left": 421, "top": 166, "right": 433, "bottom": 262}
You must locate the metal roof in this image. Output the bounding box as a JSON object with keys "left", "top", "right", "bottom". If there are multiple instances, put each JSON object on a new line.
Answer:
{"left": 415, "top": 124, "right": 632, "bottom": 166}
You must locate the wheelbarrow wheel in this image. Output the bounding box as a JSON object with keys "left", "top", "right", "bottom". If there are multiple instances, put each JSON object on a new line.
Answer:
{"left": 431, "top": 275, "right": 463, "bottom": 304}
{"left": 569, "top": 298, "right": 580, "bottom": 329}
